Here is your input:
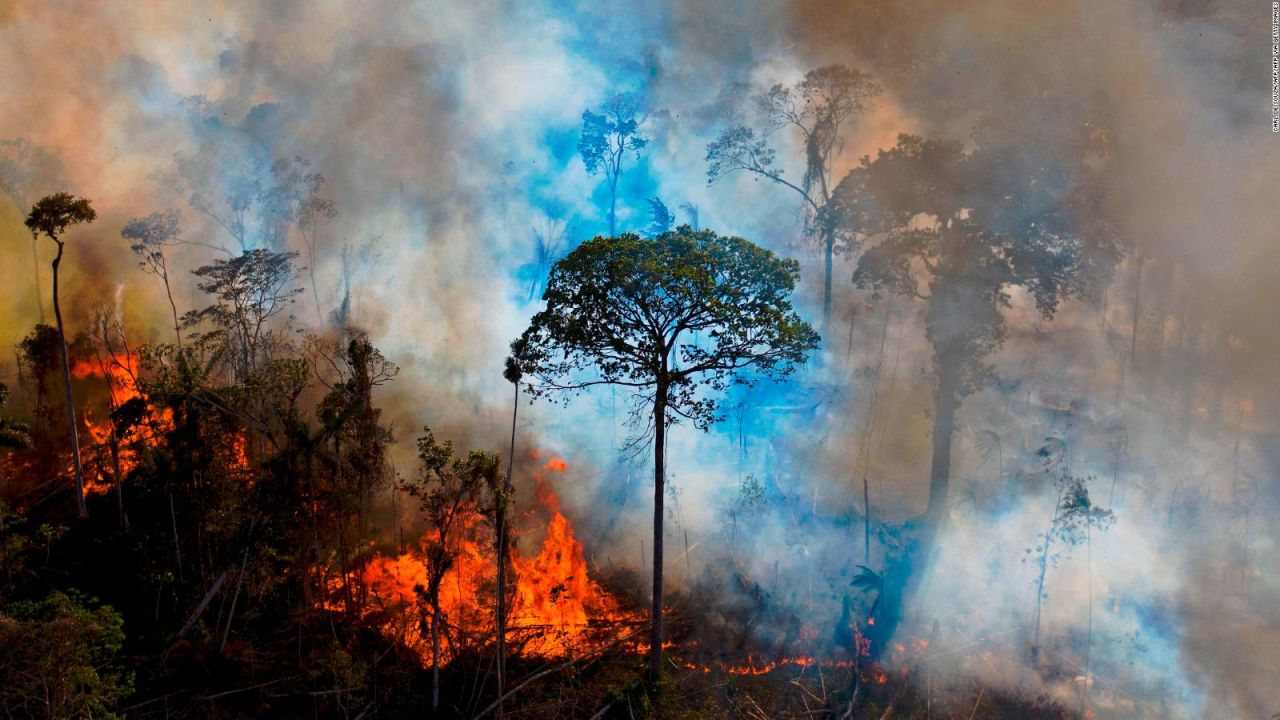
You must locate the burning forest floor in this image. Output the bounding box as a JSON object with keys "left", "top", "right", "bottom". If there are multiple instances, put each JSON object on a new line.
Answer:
{"left": 362, "top": 606, "right": 1086, "bottom": 720}
{"left": 313, "top": 455, "right": 1086, "bottom": 718}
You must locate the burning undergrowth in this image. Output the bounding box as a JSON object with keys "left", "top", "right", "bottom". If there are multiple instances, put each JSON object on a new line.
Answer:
{"left": 335, "top": 453, "right": 640, "bottom": 666}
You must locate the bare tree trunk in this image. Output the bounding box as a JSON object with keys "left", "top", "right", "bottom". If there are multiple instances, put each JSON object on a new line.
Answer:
{"left": 1117, "top": 253, "right": 1143, "bottom": 405}
{"left": 863, "top": 475, "right": 871, "bottom": 565}
{"left": 924, "top": 370, "right": 958, "bottom": 529}
{"left": 32, "top": 235, "right": 45, "bottom": 324}
{"left": 432, "top": 599, "right": 443, "bottom": 713}
{"left": 609, "top": 173, "right": 618, "bottom": 238}
{"left": 162, "top": 271, "right": 182, "bottom": 347}
{"left": 309, "top": 238, "right": 323, "bottom": 327}
{"left": 649, "top": 380, "right": 668, "bottom": 684}
{"left": 170, "top": 489, "right": 184, "bottom": 580}
{"left": 1079, "top": 519, "right": 1094, "bottom": 716}
{"left": 495, "top": 381, "right": 518, "bottom": 718}
{"left": 867, "top": 363, "right": 958, "bottom": 661}
{"left": 822, "top": 228, "right": 834, "bottom": 333}
{"left": 110, "top": 437, "right": 126, "bottom": 528}
{"left": 51, "top": 240, "right": 86, "bottom": 517}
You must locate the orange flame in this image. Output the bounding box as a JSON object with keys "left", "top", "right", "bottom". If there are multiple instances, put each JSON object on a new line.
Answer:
{"left": 69, "top": 354, "right": 174, "bottom": 494}
{"left": 342, "top": 454, "right": 633, "bottom": 665}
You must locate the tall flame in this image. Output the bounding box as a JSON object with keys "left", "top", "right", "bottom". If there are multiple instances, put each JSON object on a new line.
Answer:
{"left": 344, "top": 454, "right": 633, "bottom": 665}
{"left": 71, "top": 354, "right": 173, "bottom": 495}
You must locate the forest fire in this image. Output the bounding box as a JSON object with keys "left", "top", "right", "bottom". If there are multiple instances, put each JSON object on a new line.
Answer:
{"left": 70, "top": 355, "right": 173, "bottom": 495}
{"left": 0, "top": 4, "right": 1273, "bottom": 716}
{"left": 343, "top": 454, "right": 635, "bottom": 665}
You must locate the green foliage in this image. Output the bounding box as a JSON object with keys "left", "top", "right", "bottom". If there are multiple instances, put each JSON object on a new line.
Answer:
{"left": 405, "top": 428, "right": 502, "bottom": 531}
{"left": 0, "top": 591, "right": 132, "bottom": 719}
{"left": 24, "top": 192, "right": 96, "bottom": 242}
{"left": 509, "top": 226, "right": 819, "bottom": 430}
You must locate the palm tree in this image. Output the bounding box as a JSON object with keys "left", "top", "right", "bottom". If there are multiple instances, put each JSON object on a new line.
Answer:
{"left": 26, "top": 192, "right": 96, "bottom": 517}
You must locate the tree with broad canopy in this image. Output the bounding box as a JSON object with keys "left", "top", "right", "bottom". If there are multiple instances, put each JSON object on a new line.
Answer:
{"left": 507, "top": 225, "right": 819, "bottom": 684}
{"left": 842, "top": 128, "right": 1119, "bottom": 655}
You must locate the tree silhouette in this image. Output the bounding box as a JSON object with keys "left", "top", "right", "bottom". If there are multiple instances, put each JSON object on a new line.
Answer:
{"left": 123, "top": 209, "right": 184, "bottom": 346}
{"left": 182, "top": 249, "right": 304, "bottom": 381}
{"left": 579, "top": 93, "right": 647, "bottom": 237}
{"left": 845, "top": 131, "right": 1118, "bottom": 656}
{"left": 508, "top": 226, "right": 818, "bottom": 683}
{"left": 173, "top": 146, "right": 327, "bottom": 256}
{"left": 706, "top": 65, "right": 881, "bottom": 331}
{"left": 644, "top": 196, "right": 675, "bottom": 237}
{"left": 851, "top": 133, "right": 1116, "bottom": 533}
{"left": 25, "top": 192, "right": 97, "bottom": 517}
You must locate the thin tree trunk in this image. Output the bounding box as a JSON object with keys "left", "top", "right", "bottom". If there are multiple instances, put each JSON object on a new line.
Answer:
{"left": 1080, "top": 520, "right": 1093, "bottom": 716}
{"left": 609, "top": 174, "right": 618, "bottom": 238}
{"left": 1032, "top": 476, "right": 1068, "bottom": 667}
{"left": 863, "top": 474, "right": 871, "bottom": 564}
{"left": 1118, "top": 253, "right": 1143, "bottom": 404}
{"left": 309, "top": 238, "right": 323, "bottom": 327}
{"left": 32, "top": 235, "right": 45, "bottom": 324}
{"left": 162, "top": 273, "right": 182, "bottom": 347}
{"left": 110, "top": 438, "right": 126, "bottom": 528}
{"left": 496, "top": 381, "right": 518, "bottom": 718}
{"left": 222, "top": 529, "right": 252, "bottom": 653}
{"left": 170, "top": 490, "right": 184, "bottom": 580}
{"left": 649, "top": 380, "right": 667, "bottom": 684}
{"left": 51, "top": 240, "right": 86, "bottom": 517}
{"left": 822, "top": 229, "right": 834, "bottom": 333}
{"left": 432, "top": 599, "right": 443, "bottom": 712}
{"left": 924, "top": 370, "right": 958, "bottom": 528}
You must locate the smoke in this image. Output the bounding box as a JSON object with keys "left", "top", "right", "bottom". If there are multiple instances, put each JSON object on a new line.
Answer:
{"left": 0, "top": 1, "right": 1276, "bottom": 716}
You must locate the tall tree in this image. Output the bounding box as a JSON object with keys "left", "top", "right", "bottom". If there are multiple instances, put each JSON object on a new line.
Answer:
{"left": 508, "top": 226, "right": 818, "bottom": 683}
{"left": 579, "top": 93, "right": 647, "bottom": 237}
{"left": 26, "top": 192, "right": 96, "bottom": 517}
{"left": 846, "top": 132, "right": 1117, "bottom": 649}
{"left": 123, "top": 209, "right": 184, "bottom": 346}
{"left": 706, "top": 66, "right": 881, "bottom": 330}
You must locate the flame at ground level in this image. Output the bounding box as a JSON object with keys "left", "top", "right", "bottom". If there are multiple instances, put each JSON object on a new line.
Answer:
{"left": 346, "top": 455, "right": 635, "bottom": 665}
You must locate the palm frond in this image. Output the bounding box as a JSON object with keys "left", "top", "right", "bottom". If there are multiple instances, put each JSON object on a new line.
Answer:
{"left": 975, "top": 430, "right": 1001, "bottom": 465}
